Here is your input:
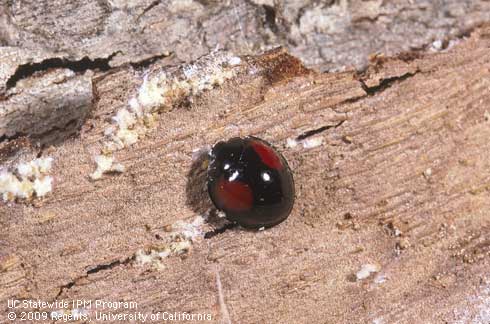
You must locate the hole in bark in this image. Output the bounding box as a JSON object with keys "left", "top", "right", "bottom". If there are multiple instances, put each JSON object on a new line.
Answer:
{"left": 263, "top": 5, "right": 279, "bottom": 34}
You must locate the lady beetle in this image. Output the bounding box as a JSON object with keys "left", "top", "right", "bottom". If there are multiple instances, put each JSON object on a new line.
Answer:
{"left": 207, "top": 136, "right": 295, "bottom": 228}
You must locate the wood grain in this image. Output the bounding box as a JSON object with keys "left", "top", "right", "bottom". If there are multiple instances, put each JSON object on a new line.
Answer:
{"left": 1, "top": 27, "right": 490, "bottom": 324}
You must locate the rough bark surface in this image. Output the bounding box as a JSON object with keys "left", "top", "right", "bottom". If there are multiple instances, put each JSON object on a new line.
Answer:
{"left": 3, "top": 0, "right": 490, "bottom": 143}
{"left": 1, "top": 19, "right": 490, "bottom": 324}
{"left": 2, "top": 1, "right": 490, "bottom": 323}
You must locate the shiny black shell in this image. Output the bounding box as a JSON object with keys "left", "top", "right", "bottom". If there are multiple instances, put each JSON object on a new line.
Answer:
{"left": 207, "top": 136, "right": 295, "bottom": 228}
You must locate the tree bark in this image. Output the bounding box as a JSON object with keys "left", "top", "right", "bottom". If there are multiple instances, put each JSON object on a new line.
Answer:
{"left": 1, "top": 23, "right": 490, "bottom": 324}
{"left": 3, "top": 1, "right": 490, "bottom": 142}
{"left": 2, "top": 1, "right": 490, "bottom": 324}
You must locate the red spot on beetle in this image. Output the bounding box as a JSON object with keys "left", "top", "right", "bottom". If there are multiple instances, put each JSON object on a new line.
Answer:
{"left": 250, "top": 141, "right": 283, "bottom": 170}
{"left": 215, "top": 177, "right": 253, "bottom": 212}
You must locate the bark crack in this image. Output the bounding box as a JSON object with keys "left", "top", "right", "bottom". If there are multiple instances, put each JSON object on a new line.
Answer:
{"left": 129, "top": 52, "right": 172, "bottom": 69}
{"left": 55, "top": 256, "right": 133, "bottom": 299}
{"left": 136, "top": 0, "right": 162, "bottom": 21}
{"left": 5, "top": 52, "right": 120, "bottom": 90}
{"left": 359, "top": 70, "right": 419, "bottom": 96}
{"left": 296, "top": 120, "right": 345, "bottom": 141}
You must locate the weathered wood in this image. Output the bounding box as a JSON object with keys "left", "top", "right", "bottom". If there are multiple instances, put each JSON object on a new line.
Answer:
{"left": 1, "top": 23, "right": 490, "bottom": 323}
{"left": 3, "top": 1, "right": 490, "bottom": 144}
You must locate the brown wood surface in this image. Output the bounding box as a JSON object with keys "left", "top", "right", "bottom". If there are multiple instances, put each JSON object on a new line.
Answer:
{"left": 1, "top": 20, "right": 490, "bottom": 323}
{"left": 3, "top": 0, "right": 490, "bottom": 146}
